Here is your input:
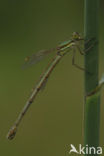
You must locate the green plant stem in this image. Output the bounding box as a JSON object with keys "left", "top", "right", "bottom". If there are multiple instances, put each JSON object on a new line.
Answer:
{"left": 84, "top": 0, "right": 100, "bottom": 155}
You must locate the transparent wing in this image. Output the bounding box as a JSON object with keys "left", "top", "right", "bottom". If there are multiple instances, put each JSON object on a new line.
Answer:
{"left": 22, "top": 48, "right": 56, "bottom": 69}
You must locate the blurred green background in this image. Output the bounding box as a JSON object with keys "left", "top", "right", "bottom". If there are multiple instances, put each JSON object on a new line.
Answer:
{"left": 0, "top": 0, "right": 104, "bottom": 155}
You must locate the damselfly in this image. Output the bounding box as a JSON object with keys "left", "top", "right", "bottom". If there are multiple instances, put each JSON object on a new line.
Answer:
{"left": 7, "top": 32, "right": 94, "bottom": 140}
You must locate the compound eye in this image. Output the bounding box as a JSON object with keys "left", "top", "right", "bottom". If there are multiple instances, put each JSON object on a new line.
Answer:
{"left": 72, "top": 32, "right": 80, "bottom": 39}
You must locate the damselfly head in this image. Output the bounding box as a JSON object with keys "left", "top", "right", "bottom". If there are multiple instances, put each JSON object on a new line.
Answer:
{"left": 72, "top": 32, "right": 81, "bottom": 40}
